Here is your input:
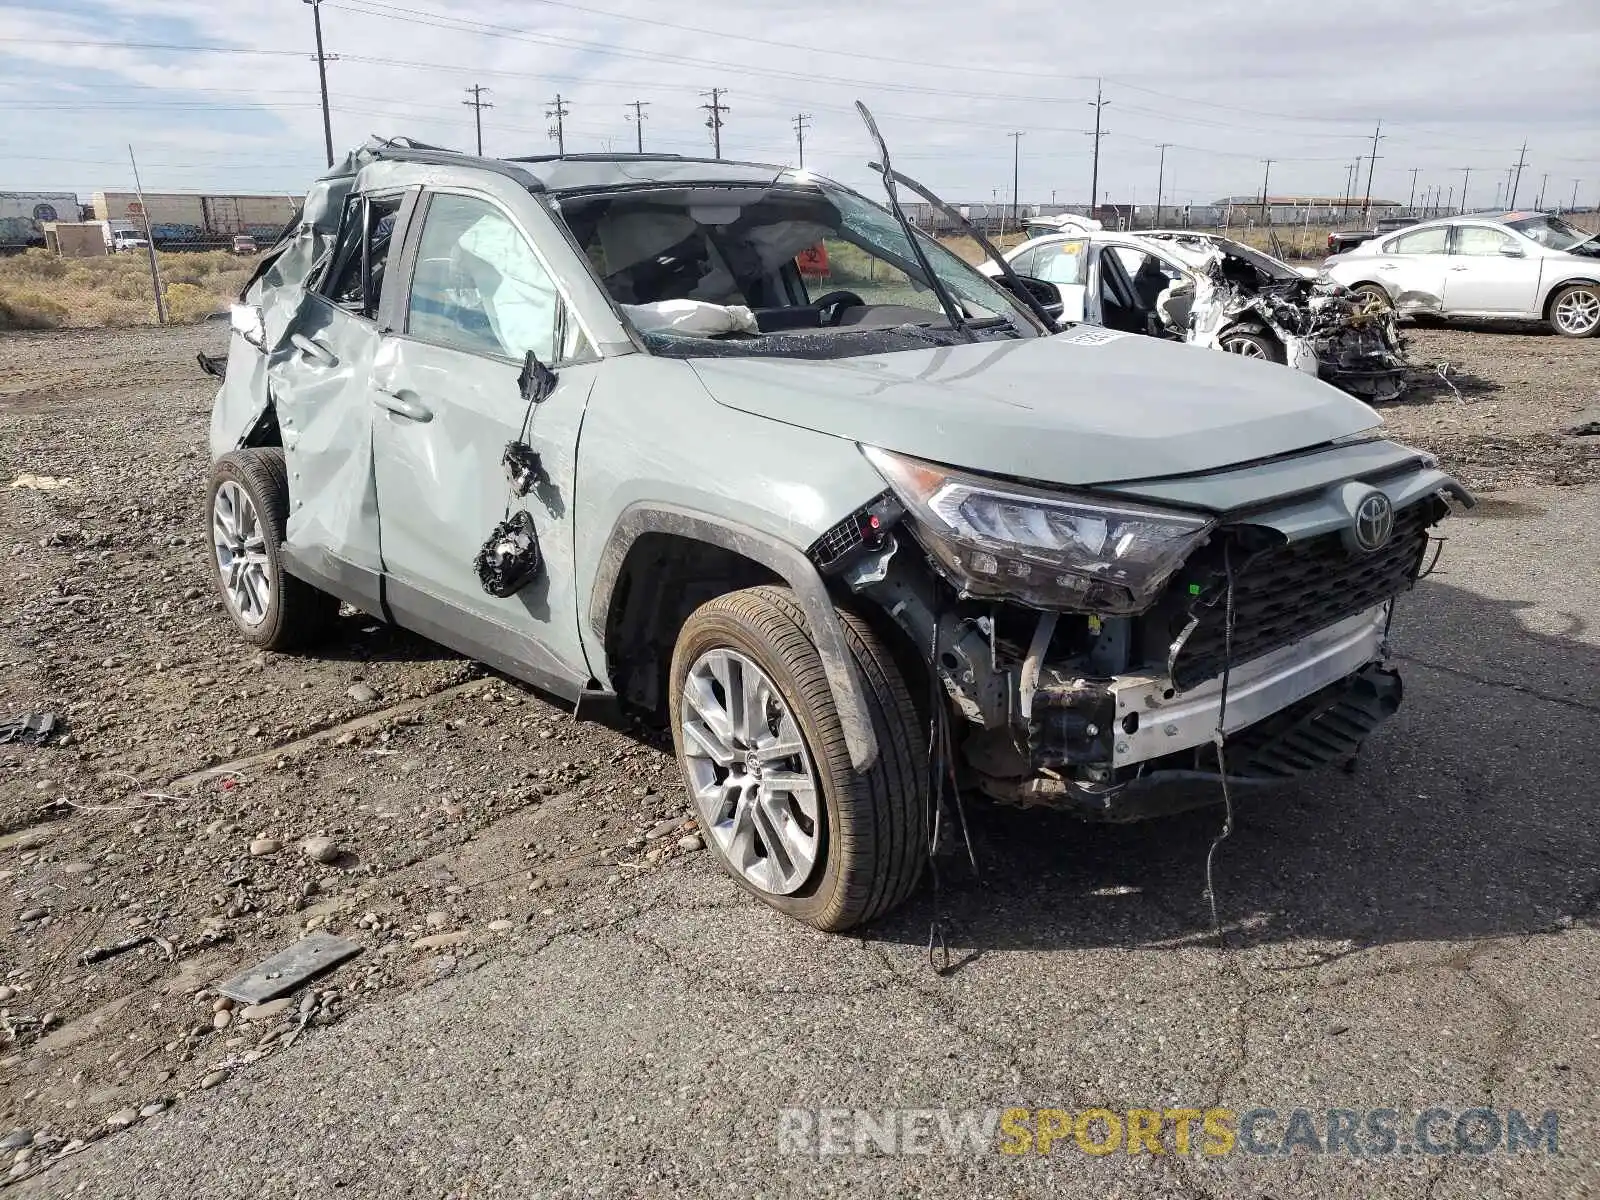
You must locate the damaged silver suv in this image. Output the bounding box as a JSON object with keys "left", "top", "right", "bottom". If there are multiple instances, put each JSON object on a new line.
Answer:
{"left": 207, "top": 116, "right": 1471, "bottom": 931}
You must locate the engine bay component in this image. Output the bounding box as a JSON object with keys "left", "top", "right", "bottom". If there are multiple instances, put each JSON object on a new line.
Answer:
{"left": 474, "top": 510, "right": 543, "bottom": 597}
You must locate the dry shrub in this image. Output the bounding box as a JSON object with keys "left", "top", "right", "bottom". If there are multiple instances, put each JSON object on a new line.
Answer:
{"left": 164, "top": 282, "right": 222, "bottom": 324}
{"left": 0, "top": 288, "right": 71, "bottom": 329}
{"left": 0, "top": 246, "right": 248, "bottom": 327}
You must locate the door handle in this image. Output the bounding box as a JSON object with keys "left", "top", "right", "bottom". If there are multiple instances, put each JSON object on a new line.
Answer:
{"left": 372, "top": 388, "right": 433, "bottom": 423}
{"left": 290, "top": 333, "right": 338, "bottom": 366}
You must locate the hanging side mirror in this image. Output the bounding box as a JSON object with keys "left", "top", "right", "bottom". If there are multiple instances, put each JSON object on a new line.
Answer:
{"left": 518, "top": 349, "right": 558, "bottom": 405}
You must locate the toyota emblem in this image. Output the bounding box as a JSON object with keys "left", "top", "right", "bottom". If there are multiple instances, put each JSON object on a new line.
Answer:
{"left": 1351, "top": 492, "right": 1394, "bottom": 553}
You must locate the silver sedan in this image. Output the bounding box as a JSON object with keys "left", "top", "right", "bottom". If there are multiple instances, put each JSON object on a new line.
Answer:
{"left": 1323, "top": 211, "right": 1600, "bottom": 337}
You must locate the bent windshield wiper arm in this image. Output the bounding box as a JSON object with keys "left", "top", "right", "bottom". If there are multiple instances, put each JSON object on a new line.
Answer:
{"left": 853, "top": 101, "right": 975, "bottom": 343}
{"left": 868, "top": 163, "right": 1057, "bottom": 332}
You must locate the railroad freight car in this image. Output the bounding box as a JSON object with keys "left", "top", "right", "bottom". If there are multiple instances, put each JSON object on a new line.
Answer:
{"left": 0, "top": 192, "right": 82, "bottom": 253}
{"left": 89, "top": 191, "right": 298, "bottom": 246}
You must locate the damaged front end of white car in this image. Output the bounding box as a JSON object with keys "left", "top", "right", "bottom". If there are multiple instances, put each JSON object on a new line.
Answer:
{"left": 1181, "top": 249, "right": 1409, "bottom": 403}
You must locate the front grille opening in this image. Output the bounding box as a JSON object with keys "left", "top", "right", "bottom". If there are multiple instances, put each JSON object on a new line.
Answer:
{"left": 1160, "top": 501, "right": 1435, "bottom": 689}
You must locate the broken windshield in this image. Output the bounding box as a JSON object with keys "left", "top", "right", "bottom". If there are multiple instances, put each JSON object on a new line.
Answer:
{"left": 1508, "top": 215, "right": 1600, "bottom": 256}
{"left": 557, "top": 174, "right": 1037, "bottom": 357}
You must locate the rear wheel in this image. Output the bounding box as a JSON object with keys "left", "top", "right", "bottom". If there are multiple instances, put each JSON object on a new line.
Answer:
{"left": 669, "top": 585, "right": 927, "bottom": 931}
{"left": 1548, "top": 283, "right": 1600, "bottom": 338}
{"left": 207, "top": 449, "right": 339, "bottom": 650}
{"left": 1218, "top": 326, "right": 1285, "bottom": 363}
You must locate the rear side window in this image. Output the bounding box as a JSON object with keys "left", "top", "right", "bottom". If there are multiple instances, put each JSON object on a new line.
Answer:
{"left": 322, "top": 194, "right": 402, "bottom": 318}
{"left": 1386, "top": 227, "right": 1447, "bottom": 255}
{"left": 406, "top": 192, "right": 567, "bottom": 364}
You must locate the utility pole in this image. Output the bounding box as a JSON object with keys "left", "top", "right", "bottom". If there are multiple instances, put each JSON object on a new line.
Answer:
{"left": 1360, "top": 119, "right": 1383, "bottom": 219}
{"left": 546, "top": 93, "right": 569, "bottom": 155}
{"left": 1008, "top": 131, "right": 1024, "bottom": 234}
{"left": 1258, "top": 158, "right": 1273, "bottom": 225}
{"left": 1154, "top": 142, "right": 1169, "bottom": 228}
{"left": 1570, "top": 179, "right": 1581, "bottom": 215}
{"left": 701, "top": 88, "right": 729, "bottom": 158}
{"left": 1492, "top": 179, "right": 1502, "bottom": 209}
{"left": 1460, "top": 166, "right": 1472, "bottom": 214}
{"left": 128, "top": 145, "right": 166, "bottom": 325}
{"left": 626, "top": 99, "right": 650, "bottom": 153}
{"left": 303, "top": 0, "right": 336, "bottom": 169}
{"left": 1086, "top": 79, "right": 1108, "bottom": 219}
{"left": 1535, "top": 172, "right": 1549, "bottom": 210}
{"left": 1509, "top": 141, "right": 1529, "bottom": 209}
{"left": 1446, "top": 185, "right": 1454, "bottom": 214}
{"left": 792, "top": 112, "right": 811, "bottom": 168}
{"left": 1407, "top": 167, "right": 1420, "bottom": 215}
{"left": 463, "top": 85, "right": 492, "bottom": 156}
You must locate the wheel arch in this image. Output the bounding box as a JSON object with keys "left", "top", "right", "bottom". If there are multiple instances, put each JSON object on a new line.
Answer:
{"left": 1542, "top": 276, "right": 1600, "bottom": 320}
{"left": 588, "top": 504, "right": 880, "bottom": 772}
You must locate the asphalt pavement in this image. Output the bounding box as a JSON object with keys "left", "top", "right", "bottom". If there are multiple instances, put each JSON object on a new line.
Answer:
{"left": 22, "top": 483, "right": 1600, "bottom": 1200}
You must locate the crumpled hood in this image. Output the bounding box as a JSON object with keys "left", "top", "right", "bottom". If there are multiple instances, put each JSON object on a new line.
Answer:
{"left": 688, "top": 328, "right": 1379, "bottom": 486}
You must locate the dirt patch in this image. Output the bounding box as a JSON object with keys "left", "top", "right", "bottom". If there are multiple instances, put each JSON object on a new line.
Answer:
{"left": 0, "top": 319, "right": 1594, "bottom": 1171}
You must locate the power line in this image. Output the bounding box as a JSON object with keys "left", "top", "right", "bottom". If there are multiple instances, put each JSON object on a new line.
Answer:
{"left": 463, "top": 84, "right": 492, "bottom": 156}
{"left": 701, "top": 87, "right": 729, "bottom": 159}
{"left": 625, "top": 99, "right": 650, "bottom": 153}
{"left": 545, "top": 93, "right": 569, "bottom": 155}
{"left": 792, "top": 112, "right": 811, "bottom": 168}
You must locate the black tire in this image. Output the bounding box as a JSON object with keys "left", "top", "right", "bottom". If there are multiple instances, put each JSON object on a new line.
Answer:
{"left": 1217, "top": 325, "right": 1286, "bottom": 364}
{"left": 669, "top": 585, "right": 927, "bottom": 931}
{"left": 206, "top": 448, "right": 339, "bottom": 651}
{"left": 1546, "top": 282, "right": 1600, "bottom": 338}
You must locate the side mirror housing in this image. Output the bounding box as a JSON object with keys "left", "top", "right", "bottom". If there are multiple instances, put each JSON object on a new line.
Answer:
{"left": 518, "top": 349, "right": 558, "bottom": 404}
{"left": 1498, "top": 244, "right": 1526, "bottom": 258}
{"left": 996, "top": 273, "right": 1065, "bottom": 323}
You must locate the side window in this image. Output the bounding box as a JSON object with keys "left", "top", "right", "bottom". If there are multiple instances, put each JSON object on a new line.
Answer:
{"left": 1034, "top": 240, "right": 1086, "bottom": 286}
{"left": 1452, "top": 226, "right": 1518, "bottom": 256}
{"left": 1387, "top": 227, "right": 1448, "bottom": 255}
{"left": 406, "top": 193, "right": 566, "bottom": 363}
{"left": 323, "top": 194, "right": 402, "bottom": 318}
{"left": 1008, "top": 247, "right": 1040, "bottom": 277}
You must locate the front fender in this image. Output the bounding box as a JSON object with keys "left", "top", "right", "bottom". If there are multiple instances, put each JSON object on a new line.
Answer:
{"left": 588, "top": 504, "right": 879, "bottom": 773}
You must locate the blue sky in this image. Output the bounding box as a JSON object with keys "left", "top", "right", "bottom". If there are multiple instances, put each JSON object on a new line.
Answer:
{"left": 2, "top": 0, "right": 1597, "bottom": 213}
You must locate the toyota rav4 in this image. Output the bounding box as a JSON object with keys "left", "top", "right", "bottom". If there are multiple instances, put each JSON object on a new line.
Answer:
{"left": 206, "top": 121, "right": 1471, "bottom": 931}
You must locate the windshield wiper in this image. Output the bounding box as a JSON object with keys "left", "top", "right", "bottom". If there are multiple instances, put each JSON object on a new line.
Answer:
{"left": 864, "top": 162, "right": 1058, "bottom": 333}
{"left": 854, "top": 101, "right": 975, "bottom": 343}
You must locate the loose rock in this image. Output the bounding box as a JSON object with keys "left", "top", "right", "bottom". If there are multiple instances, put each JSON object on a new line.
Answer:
{"left": 301, "top": 836, "right": 340, "bottom": 865}
{"left": 212, "top": 1009, "right": 232, "bottom": 1030}
{"left": 346, "top": 683, "right": 379, "bottom": 703}
{"left": 249, "top": 838, "right": 281, "bottom": 857}
{"left": 241, "top": 998, "right": 292, "bottom": 1022}
{"left": 677, "top": 834, "right": 704, "bottom": 853}
{"left": 0, "top": 1131, "right": 30, "bottom": 1153}
{"left": 411, "top": 931, "right": 469, "bottom": 951}
{"left": 18, "top": 908, "right": 48, "bottom": 923}
{"left": 139, "top": 1100, "right": 169, "bottom": 1119}
{"left": 199, "top": 1070, "right": 228, "bottom": 1090}
{"left": 104, "top": 1108, "right": 139, "bottom": 1131}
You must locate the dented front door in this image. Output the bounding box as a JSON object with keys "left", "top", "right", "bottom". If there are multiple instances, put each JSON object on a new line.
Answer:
{"left": 369, "top": 187, "right": 598, "bottom": 695}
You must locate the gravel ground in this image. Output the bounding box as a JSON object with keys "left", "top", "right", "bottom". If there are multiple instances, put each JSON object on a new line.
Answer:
{"left": 1, "top": 323, "right": 1597, "bottom": 1197}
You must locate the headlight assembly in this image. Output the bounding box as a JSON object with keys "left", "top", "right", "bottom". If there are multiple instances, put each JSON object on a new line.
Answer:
{"left": 863, "top": 446, "right": 1214, "bottom": 614}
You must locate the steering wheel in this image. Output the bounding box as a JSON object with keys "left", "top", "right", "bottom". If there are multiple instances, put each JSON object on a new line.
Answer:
{"left": 810, "top": 290, "right": 866, "bottom": 326}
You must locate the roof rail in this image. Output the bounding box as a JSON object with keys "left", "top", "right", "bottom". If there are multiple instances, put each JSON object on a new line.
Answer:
{"left": 367, "top": 143, "right": 544, "bottom": 191}
{"left": 504, "top": 152, "right": 686, "bottom": 163}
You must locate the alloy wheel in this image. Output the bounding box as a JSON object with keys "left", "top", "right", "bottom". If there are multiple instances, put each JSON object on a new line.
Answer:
{"left": 212, "top": 480, "right": 272, "bottom": 626}
{"left": 1221, "top": 335, "right": 1268, "bottom": 359}
{"left": 1554, "top": 287, "right": 1600, "bottom": 336}
{"left": 680, "top": 648, "right": 821, "bottom": 896}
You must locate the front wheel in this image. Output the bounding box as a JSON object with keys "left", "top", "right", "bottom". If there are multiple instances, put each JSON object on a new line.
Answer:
{"left": 1548, "top": 283, "right": 1600, "bottom": 338}
{"left": 669, "top": 586, "right": 927, "bottom": 931}
{"left": 1218, "top": 326, "right": 1286, "bottom": 363}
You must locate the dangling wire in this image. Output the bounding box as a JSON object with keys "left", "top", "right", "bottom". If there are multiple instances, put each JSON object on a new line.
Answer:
{"left": 1203, "top": 539, "right": 1238, "bottom": 945}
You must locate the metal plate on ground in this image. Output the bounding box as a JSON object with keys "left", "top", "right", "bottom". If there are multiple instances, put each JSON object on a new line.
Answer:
{"left": 217, "top": 932, "right": 363, "bottom": 1005}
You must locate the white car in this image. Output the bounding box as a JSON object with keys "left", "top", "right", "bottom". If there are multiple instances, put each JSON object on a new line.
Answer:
{"left": 981, "top": 228, "right": 1408, "bottom": 400}
{"left": 1322, "top": 211, "right": 1600, "bottom": 338}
